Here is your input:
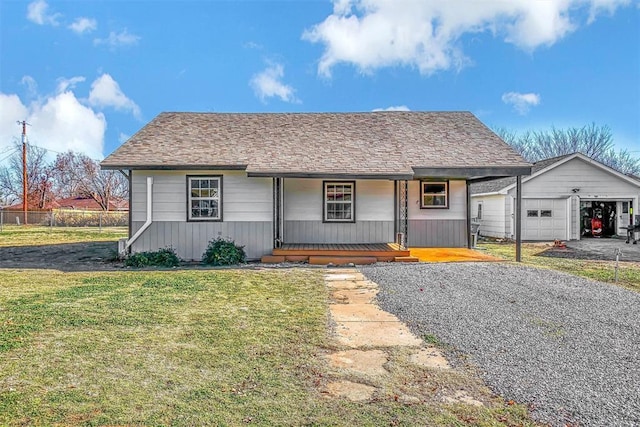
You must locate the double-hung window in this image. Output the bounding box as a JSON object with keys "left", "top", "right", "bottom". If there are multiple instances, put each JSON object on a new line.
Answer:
{"left": 421, "top": 181, "right": 448, "bottom": 209}
{"left": 324, "top": 181, "right": 355, "bottom": 222}
{"left": 188, "top": 176, "right": 222, "bottom": 221}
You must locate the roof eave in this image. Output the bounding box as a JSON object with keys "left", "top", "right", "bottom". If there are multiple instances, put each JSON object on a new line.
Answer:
{"left": 100, "top": 164, "right": 248, "bottom": 171}
{"left": 413, "top": 166, "right": 532, "bottom": 180}
{"left": 247, "top": 171, "right": 415, "bottom": 180}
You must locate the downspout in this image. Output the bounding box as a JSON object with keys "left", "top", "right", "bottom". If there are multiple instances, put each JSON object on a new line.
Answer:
{"left": 515, "top": 175, "right": 522, "bottom": 262}
{"left": 122, "top": 176, "right": 153, "bottom": 255}
{"left": 466, "top": 181, "right": 472, "bottom": 249}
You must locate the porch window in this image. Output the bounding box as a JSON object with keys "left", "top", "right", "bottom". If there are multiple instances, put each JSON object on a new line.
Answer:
{"left": 324, "top": 181, "right": 355, "bottom": 222}
{"left": 421, "top": 181, "right": 448, "bottom": 209}
{"left": 187, "top": 176, "right": 222, "bottom": 221}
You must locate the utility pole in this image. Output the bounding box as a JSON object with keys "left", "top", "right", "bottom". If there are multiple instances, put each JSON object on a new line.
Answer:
{"left": 17, "top": 121, "right": 29, "bottom": 225}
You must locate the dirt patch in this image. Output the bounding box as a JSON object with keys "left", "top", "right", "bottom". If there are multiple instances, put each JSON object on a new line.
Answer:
{"left": 326, "top": 349, "right": 388, "bottom": 376}
{"left": 409, "top": 347, "right": 451, "bottom": 370}
{"left": 0, "top": 242, "right": 124, "bottom": 271}
{"left": 536, "top": 238, "right": 640, "bottom": 262}
{"left": 324, "top": 380, "right": 376, "bottom": 401}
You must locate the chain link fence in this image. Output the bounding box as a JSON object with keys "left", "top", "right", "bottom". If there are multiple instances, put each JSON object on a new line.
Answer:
{"left": 0, "top": 209, "right": 128, "bottom": 231}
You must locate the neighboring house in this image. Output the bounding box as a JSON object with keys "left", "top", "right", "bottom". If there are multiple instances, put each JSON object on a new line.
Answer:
{"left": 100, "top": 112, "right": 531, "bottom": 260}
{"left": 470, "top": 153, "right": 640, "bottom": 241}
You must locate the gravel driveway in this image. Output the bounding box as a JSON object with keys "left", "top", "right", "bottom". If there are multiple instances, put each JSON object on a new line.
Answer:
{"left": 361, "top": 263, "right": 640, "bottom": 427}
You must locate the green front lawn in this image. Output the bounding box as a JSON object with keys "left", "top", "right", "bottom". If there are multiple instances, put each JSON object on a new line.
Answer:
{"left": 0, "top": 267, "right": 536, "bottom": 426}
{"left": 0, "top": 225, "right": 127, "bottom": 247}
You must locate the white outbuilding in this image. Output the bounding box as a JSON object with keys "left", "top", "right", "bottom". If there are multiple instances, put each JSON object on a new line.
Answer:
{"left": 470, "top": 153, "right": 640, "bottom": 241}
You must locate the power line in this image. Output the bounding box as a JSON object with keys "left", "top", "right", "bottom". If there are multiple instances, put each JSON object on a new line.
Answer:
{"left": 0, "top": 148, "right": 19, "bottom": 164}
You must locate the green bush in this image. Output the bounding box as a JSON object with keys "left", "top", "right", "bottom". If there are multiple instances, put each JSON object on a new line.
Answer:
{"left": 125, "top": 247, "right": 181, "bottom": 268}
{"left": 202, "top": 237, "right": 246, "bottom": 266}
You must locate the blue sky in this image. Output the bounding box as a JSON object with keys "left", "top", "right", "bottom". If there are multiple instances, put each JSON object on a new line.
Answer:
{"left": 1, "top": 0, "right": 638, "bottom": 163}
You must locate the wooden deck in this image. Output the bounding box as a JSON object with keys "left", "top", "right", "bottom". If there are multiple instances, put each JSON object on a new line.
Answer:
{"left": 262, "top": 243, "right": 416, "bottom": 265}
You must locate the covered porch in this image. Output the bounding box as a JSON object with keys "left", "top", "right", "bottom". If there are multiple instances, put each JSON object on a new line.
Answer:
{"left": 260, "top": 243, "right": 502, "bottom": 264}
{"left": 257, "top": 164, "right": 530, "bottom": 264}
{"left": 261, "top": 242, "right": 417, "bottom": 265}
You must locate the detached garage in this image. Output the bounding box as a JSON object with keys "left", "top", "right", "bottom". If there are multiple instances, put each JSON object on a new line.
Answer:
{"left": 470, "top": 153, "right": 640, "bottom": 241}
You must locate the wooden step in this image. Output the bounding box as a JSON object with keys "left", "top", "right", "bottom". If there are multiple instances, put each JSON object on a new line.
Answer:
{"left": 261, "top": 255, "right": 285, "bottom": 264}
{"left": 308, "top": 256, "right": 378, "bottom": 266}
{"left": 273, "top": 248, "right": 410, "bottom": 258}
{"left": 285, "top": 255, "right": 309, "bottom": 262}
{"left": 394, "top": 256, "right": 419, "bottom": 263}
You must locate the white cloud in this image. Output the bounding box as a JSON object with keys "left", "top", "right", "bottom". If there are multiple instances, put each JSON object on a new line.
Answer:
{"left": 88, "top": 74, "right": 141, "bottom": 119}
{"left": 0, "top": 90, "right": 106, "bottom": 162}
{"left": 20, "top": 76, "right": 38, "bottom": 98}
{"left": 250, "top": 63, "right": 299, "bottom": 103}
{"left": 26, "top": 0, "right": 61, "bottom": 26}
{"left": 303, "top": 0, "right": 629, "bottom": 77}
{"left": 68, "top": 17, "right": 97, "bottom": 34}
{"left": 501, "top": 92, "right": 541, "bottom": 115}
{"left": 56, "top": 76, "right": 86, "bottom": 94}
{"left": 372, "top": 105, "right": 410, "bottom": 112}
{"left": 93, "top": 29, "right": 140, "bottom": 48}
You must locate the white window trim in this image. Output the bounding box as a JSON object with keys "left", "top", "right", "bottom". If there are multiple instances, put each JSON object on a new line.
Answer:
{"left": 187, "top": 175, "right": 222, "bottom": 221}
{"left": 323, "top": 181, "right": 356, "bottom": 223}
{"left": 420, "top": 180, "right": 449, "bottom": 209}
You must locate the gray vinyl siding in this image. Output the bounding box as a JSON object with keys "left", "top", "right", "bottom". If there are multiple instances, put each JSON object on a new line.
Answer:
{"left": 131, "top": 221, "right": 272, "bottom": 261}
{"left": 284, "top": 220, "right": 394, "bottom": 244}
{"left": 129, "top": 170, "right": 273, "bottom": 260}
{"left": 407, "top": 220, "right": 467, "bottom": 247}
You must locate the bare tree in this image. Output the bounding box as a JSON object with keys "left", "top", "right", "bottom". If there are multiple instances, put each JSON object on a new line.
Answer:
{"left": 51, "top": 151, "right": 128, "bottom": 210}
{"left": 0, "top": 142, "right": 54, "bottom": 209}
{"left": 494, "top": 124, "right": 639, "bottom": 175}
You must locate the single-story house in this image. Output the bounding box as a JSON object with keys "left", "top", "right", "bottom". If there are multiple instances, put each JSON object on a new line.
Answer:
{"left": 100, "top": 112, "right": 531, "bottom": 261}
{"left": 470, "top": 152, "right": 640, "bottom": 241}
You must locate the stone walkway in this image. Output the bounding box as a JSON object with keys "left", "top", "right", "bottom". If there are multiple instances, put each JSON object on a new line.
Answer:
{"left": 322, "top": 269, "right": 482, "bottom": 405}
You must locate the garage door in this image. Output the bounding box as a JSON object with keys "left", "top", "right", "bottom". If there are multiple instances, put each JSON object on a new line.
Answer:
{"left": 522, "top": 199, "right": 567, "bottom": 240}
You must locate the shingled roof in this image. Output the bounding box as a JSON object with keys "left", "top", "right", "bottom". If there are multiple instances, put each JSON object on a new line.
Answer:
{"left": 101, "top": 112, "right": 531, "bottom": 179}
{"left": 469, "top": 154, "right": 574, "bottom": 195}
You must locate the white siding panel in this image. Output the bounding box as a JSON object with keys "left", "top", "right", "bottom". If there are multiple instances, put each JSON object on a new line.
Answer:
{"left": 284, "top": 178, "right": 394, "bottom": 221}
{"left": 131, "top": 170, "right": 272, "bottom": 222}
{"left": 409, "top": 180, "right": 466, "bottom": 220}
{"left": 356, "top": 180, "right": 394, "bottom": 221}
{"left": 509, "top": 157, "right": 640, "bottom": 198}
{"left": 284, "top": 179, "right": 322, "bottom": 221}
{"left": 471, "top": 194, "right": 507, "bottom": 238}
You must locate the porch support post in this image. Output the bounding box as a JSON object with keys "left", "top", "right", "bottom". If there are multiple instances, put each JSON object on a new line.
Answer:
{"left": 516, "top": 175, "right": 522, "bottom": 262}
{"left": 393, "top": 180, "right": 399, "bottom": 236}
{"left": 273, "top": 177, "right": 283, "bottom": 248}
{"left": 399, "top": 180, "right": 408, "bottom": 248}
{"left": 466, "top": 180, "right": 472, "bottom": 249}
